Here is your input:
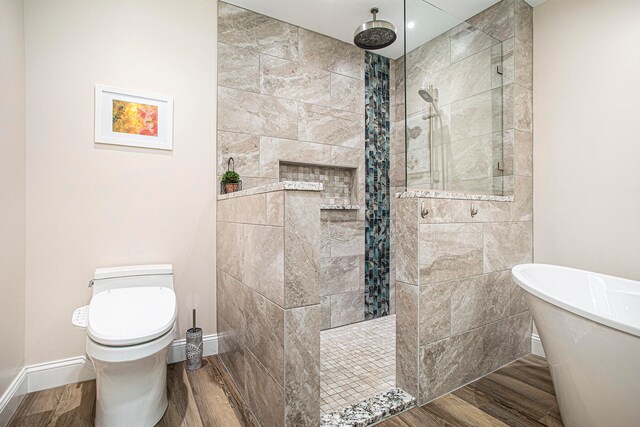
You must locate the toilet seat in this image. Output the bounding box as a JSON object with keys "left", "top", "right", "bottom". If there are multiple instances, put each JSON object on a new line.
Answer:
{"left": 87, "top": 324, "right": 177, "bottom": 363}
{"left": 88, "top": 286, "right": 177, "bottom": 347}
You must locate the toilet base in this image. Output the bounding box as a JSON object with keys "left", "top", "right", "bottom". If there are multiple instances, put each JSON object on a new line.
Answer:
{"left": 91, "top": 346, "right": 170, "bottom": 427}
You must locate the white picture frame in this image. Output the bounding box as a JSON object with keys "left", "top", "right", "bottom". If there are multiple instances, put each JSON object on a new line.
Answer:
{"left": 95, "top": 84, "right": 173, "bottom": 150}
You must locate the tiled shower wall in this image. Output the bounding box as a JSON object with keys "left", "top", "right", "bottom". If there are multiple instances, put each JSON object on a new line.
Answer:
{"left": 279, "top": 163, "right": 355, "bottom": 206}
{"left": 217, "top": 187, "right": 322, "bottom": 426}
{"left": 217, "top": 1, "right": 395, "bottom": 330}
{"left": 395, "top": 0, "right": 534, "bottom": 406}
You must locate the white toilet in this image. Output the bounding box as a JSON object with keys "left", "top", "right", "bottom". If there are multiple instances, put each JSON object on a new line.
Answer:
{"left": 72, "top": 265, "right": 177, "bottom": 427}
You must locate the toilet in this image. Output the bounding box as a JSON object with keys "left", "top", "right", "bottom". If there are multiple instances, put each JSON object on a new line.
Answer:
{"left": 72, "top": 265, "right": 177, "bottom": 427}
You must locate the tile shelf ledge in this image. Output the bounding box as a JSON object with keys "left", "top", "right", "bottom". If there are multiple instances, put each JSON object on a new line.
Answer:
{"left": 396, "top": 189, "right": 514, "bottom": 202}
{"left": 320, "top": 204, "right": 360, "bottom": 210}
{"left": 217, "top": 181, "right": 323, "bottom": 200}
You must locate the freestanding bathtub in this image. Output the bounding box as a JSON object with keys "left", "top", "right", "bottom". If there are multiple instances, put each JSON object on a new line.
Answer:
{"left": 512, "top": 264, "right": 640, "bottom": 427}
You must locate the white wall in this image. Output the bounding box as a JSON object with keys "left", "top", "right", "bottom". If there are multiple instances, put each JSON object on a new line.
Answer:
{"left": 24, "top": 0, "right": 217, "bottom": 364}
{"left": 0, "top": 0, "right": 27, "bottom": 395}
{"left": 533, "top": 0, "right": 640, "bottom": 280}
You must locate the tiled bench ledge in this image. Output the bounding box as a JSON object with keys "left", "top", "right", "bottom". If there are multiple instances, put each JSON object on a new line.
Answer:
{"left": 217, "top": 181, "right": 323, "bottom": 200}
{"left": 396, "top": 189, "right": 514, "bottom": 202}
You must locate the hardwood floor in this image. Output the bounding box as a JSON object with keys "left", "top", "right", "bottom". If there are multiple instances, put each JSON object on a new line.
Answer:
{"left": 378, "top": 355, "right": 564, "bottom": 427}
{"left": 9, "top": 354, "right": 562, "bottom": 427}
{"left": 8, "top": 356, "right": 259, "bottom": 427}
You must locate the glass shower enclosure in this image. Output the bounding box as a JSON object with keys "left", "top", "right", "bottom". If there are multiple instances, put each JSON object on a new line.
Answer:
{"left": 404, "top": 0, "right": 505, "bottom": 195}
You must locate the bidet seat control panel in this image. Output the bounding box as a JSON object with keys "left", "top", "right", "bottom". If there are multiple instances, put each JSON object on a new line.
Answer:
{"left": 72, "top": 305, "right": 89, "bottom": 329}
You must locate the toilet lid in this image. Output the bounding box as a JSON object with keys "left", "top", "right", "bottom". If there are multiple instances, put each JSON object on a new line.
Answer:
{"left": 88, "top": 287, "right": 177, "bottom": 346}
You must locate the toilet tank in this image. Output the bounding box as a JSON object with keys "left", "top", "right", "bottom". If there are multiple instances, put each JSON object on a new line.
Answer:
{"left": 91, "top": 264, "right": 173, "bottom": 296}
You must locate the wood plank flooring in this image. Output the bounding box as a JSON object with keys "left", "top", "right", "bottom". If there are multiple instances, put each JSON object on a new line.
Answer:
{"left": 9, "top": 354, "right": 561, "bottom": 426}
{"left": 8, "top": 356, "right": 259, "bottom": 427}
{"left": 378, "top": 355, "right": 564, "bottom": 427}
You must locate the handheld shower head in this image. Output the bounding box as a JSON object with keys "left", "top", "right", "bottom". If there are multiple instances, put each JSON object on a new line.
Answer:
{"left": 419, "top": 86, "right": 439, "bottom": 114}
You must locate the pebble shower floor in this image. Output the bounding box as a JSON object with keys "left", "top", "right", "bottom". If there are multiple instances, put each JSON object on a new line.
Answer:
{"left": 320, "top": 315, "right": 396, "bottom": 414}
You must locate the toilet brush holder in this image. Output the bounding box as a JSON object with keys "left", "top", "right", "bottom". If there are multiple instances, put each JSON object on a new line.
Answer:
{"left": 186, "top": 309, "right": 203, "bottom": 371}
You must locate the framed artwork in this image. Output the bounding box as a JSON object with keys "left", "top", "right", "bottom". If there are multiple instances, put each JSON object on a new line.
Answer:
{"left": 95, "top": 84, "right": 173, "bottom": 150}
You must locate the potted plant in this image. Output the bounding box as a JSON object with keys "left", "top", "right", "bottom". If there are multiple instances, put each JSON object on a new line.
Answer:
{"left": 221, "top": 170, "right": 240, "bottom": 194}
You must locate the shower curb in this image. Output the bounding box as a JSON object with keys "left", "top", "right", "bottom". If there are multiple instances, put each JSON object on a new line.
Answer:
{"left": 320, "top": 388, "right": 416, "bottom": 427}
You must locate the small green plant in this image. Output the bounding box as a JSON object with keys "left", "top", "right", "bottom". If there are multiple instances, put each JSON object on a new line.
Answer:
{"left": 221, "top": 170, "right": 240, "bottom": 184}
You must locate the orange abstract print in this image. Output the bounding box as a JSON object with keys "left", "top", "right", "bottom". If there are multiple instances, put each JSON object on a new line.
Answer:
{"left": 112, "top": 100, "right": 158, "bottom": 137}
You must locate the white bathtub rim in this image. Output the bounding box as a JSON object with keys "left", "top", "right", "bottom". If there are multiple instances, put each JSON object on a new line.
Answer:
{"left": 512, "top": 263, "right": 640, "bottom": 339}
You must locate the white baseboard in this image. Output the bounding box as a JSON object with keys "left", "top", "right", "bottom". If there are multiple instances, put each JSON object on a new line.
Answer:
{"left": 531, "top": 333, "right": 546, "bottom": 357}
{"left": 0, "top": 369, "right": 27, "bottom": 427}
{"left": 168, "top": 333, "right": 218, "bottom": 364}
{"left": 0, "top": 334, "right": 218, "bottom": 425}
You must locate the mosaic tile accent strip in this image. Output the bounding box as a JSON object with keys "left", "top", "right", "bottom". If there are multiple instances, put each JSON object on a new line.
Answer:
{"left": 280, "top": 163, "right": 355, "bottom": 205}
{"left": 321, "top": 315, "right": 396, "bottom": 414}
{"left": 364, "top": 51, "right": 391, "bottom": 319}
{"left": 320, "top": 388, "right": 416, "bottom": 427}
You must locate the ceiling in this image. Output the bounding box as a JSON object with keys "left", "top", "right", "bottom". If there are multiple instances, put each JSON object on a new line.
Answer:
{"left": 225, "top": 0, "right": 543, "bottom": 59}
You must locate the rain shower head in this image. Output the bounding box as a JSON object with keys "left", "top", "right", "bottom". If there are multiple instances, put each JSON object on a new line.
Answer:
{"left": 353, "top": 8, "right": 397, "bottom": 50}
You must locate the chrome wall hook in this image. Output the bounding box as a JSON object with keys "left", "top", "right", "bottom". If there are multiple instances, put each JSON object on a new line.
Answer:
{"left": 421, "top": 201, "right": 429, "bottom": 218}
{"left": 470, "top": 203, "right": 479, "bottom": 218}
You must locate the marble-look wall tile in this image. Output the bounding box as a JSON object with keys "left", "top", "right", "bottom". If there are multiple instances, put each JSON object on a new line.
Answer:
{"left": 267, "top": 191, "right": 285, "bottom": 226}
{"left": 514, "top": 39, "right": 533, "bottom": 89}
{"left": 216, "top": 269, "right": 247, "bottom": 339}
{"left": 243, "top": 224, "right": 285, "bottom": 306}
{"left": 447, "top": 134, "right": 494, "bottom": 182}
{"left": 419, "top": 281, "right": 452, "bottom": 345}
{"left": 467, "top": 0, "right": 515, "bottom": 42}
{"left": 217, "top": 42, "right": 260, "bottom": 92}
{"left": 418, "top": 328, "right": 484, "bottom": 404}
{"left": 285, "top": 191, "right": 321, "bottom": 308}
{"left": 483, "top": 221, "right": 533, "bottom": 272}
{"left": 396, "top": 282, "right": 419, "bottom": 398}
{"left": 448, "top": 90, "right": 497, "bottom": 142}
{"left": 245, "top": 352, "right": 285, "bottom": 427}
{"left": 328, "top": 220, "right": 364, "bottom": 258}
{"left": 299, "top": 28, "right": 363, "bottom": 79}
{"left": 320, "top": 295, "right": 331, "bottom": 330}
{"left": 510, "top": 175, "right": 532, "bottom": 222}
{"left": 217, "top": 317, "right": 246, "bottom": 399}
{"left": 217, "top": 193, "right": 267, "bottom": 225}
{"left": 218, "top": 2, "right": 298, "bottom": 61}
{"left": 395, "top": 198, "right": 419, "bottom": 285}
{"left": 515, "top": 0, "right": 533, "bottom": 46}
{"left": 481, "top": 311, "right": 531, "bottom": 372}
{"left": 298, "top": 103, "right": 363, "bottom": 148}
{"left": 449, "top": 23, "right": 499, "bottom": 63}
{"left": 514, "top": 129, "right": 532, "bottom": 176}
{"left": 260, "top": 54, "right": 331, "bottom": 106}
{"left": 419, "top": 223, "right": 484, "bottom": 284}
{"left": 217, "top": 131, "right": 260, "bottom": 181}
{"left": 330, "top": 290, "right": 364, "bottom": 327}
{"left": 513, "top": 84, "right": 532, "bottom": 132}
{"left": 217, "top": 221, "right": 244, "bottom": 281}
{"left": 330, "top": 145, "right": 364, "bottom": 169}
{"left": 406, "top": 33, "right": 450, "bottom": 115}
{"left": 259, "top": 137, "right": 331, "bottom": 178}
{"left": 285, "top": 305, "right": 320, "bottom": 426}
{"left": 320, "top": 255, "right": 360, "bottom": 296}
{"left": 218, "top": 87, "right": 298, "bottom": 139}
{"left": 450, "top": 271, "right": 527, "bottom": 335}
{"left": 331, "top": 73, "right": 365, "bottom": 114}
{"left": 244, "top": 288, "right": 285, "bottom": 385}
{"left": 425, "top": 48, "right": 492, "bottom": 107}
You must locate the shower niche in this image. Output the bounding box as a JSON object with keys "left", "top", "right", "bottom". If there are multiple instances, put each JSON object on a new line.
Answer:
{"left": 279, "top": 162, "right": 359, "bottom": 209}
